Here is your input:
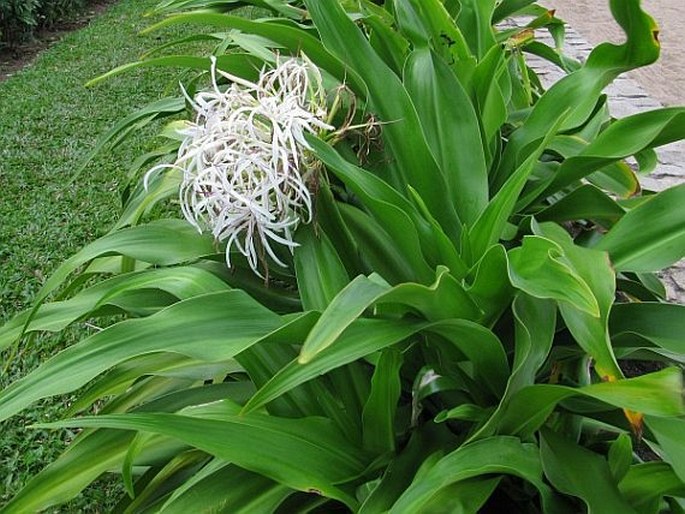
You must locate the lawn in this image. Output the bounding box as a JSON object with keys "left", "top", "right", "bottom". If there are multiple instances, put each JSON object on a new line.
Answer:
{"left": 0, "top": 0, "right": 207, "bottom": 507}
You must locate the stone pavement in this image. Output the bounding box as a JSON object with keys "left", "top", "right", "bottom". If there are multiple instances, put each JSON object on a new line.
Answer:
{"left": 506, "top": 18, "right": 685, "bottom": 302}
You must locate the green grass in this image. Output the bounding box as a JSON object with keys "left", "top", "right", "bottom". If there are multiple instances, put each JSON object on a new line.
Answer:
{"left": 0, "top": 0, "right": 213, "bottom": 509}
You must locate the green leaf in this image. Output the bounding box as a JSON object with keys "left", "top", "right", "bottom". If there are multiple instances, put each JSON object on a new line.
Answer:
{"left": 549, "top": 109, "right": 685, "bottom": 195}
{"left": 142, "top": 12, "right": 365, "bottom": 94}
{"left": 293, "top": 225, "right": 350, "bottom": 311}
{"left": 466, "top": 245, "right": 515, "bottom": 326}
{"left": 299, "top": 268, "right": 481, "bottom": 364}
{"left": 534, "top": 222, "right": 622, "bottom": 380}
{"left": 496, "top": 0, "right": 660, "bottom": 186}
{"left": 610, "top": 303, "right": 685, "bottom": 354}
{"left": 619, "top": 462, "right": 685, "bottom": 513}
{"left": 159, "top": 463, "right": 292, "bottom": 514}
{"left": 536, "top": 185, "right": 625, "bottom": 226}
{"left": 608, "top": 433, "right": 633, "bottom": 483}
{"left": 28, "top": 219, "right": 215, "bottom": 318}
{"left": 0, "top": 266, "right": 231, "bottom": 351}
{"left": 0, "top": 291, "right": 283, "bottom": 422}
{"left": 390, "top": 436, "right": 559, "bottom": 513}
{"left": 74, "top": 97, "right": 185, "bottom": 180}
{"left": 404, "top": 48, "right": 488, "bottom": 226}
{"left": 37, "top": 407, "right": 369, "bottom": 507}
{"left": 362, "top": 349, "right": 403, "bottom": 454}
{"left": 645, "top": 417, "right": 685, "bottom": 484}
{"left": 2, "top": 383, "right": 251, "bottom": 513}
{"left": 595, "top": 184, "right": 685, "bottom": 272}
{"left": 308, "top": 137, "right": 461, "bottom": 278}
{"left": 85, "top": 53, "right": 263, "bottom": 87}
{"left": 426, "top": 320, "right": 509, "bottom": 397}
{"left": 469, "top": 112, "right": 565, "bottom": 262}
{"left": 455, "top": 0, "right": 497, "bottom": 59}
{"left": 540, "top": 428, "right": 638, "bottom": 514}
{"left": 508, "top": 236, "right": 600, "bottom": 316}
{"left": 244, "top": 318, "right": 421, "bottom": 413}
{"left": 304, "top": 0, "right": 461, "bottom": 237}
{"left": 299, "top": 275, "right": 388, "bottom": 363}
{"left": 493, "top": 368, "right": 684, "bottom": 438}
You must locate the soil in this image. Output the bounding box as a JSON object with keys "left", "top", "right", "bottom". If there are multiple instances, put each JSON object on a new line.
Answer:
{"left": 0, "top": 0, "right": 119, "bottom": 82}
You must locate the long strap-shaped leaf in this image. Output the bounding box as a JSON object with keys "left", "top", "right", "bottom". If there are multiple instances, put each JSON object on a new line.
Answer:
{"left": 2, "top": 382, "right": 253, "bottom": 513}
{"left": 404, "top": 47, "right": 489, "bottom": 226}
{"left": 304, "top": 0, "right": 461, "bottom": 239}
{"left": 495, "top": 0, "right": 660, "bottom": 188}
{"left": 37, "top": 408, "right": 369, "bottom": 508}
{"left": 389, "top": 436, "right": 561, "bottom": 513}
{"left": 0, "top": 291, "right": 288, "bottom": 422}
{"left": 0, "top": 266, "right": 230, "bottom": 351}
{"left": 297, "top": 269, "right": 481, "bottom": 364}
{"left": 86, "top": 53, "right": 264, "bottom": 87}
{"left": 141, "top": 12, "right": 366, "bottom": 94}
{"left": 595, "top": 183, "right": 685, "bottom": 272}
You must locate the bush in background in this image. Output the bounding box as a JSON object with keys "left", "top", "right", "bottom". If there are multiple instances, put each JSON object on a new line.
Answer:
{"left": 0, "top": 0, "right": 92, "bottom": 49}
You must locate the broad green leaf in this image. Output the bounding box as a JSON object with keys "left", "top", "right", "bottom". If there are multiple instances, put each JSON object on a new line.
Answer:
{"left": 299, "top": 268, "right": 480, "bottom": 364}
{"left": 359, "top": 426, "right": 450, "bottom": 513}
{"left": 0, "top": 291, "right": 284, "bottom": 422}
{"left": 496, "top": 0, "right": 660, "bottom": 186}
{"left": 549, "top": 109, "right": 685, "bottom": 195}
{"left": 404, "top": 48, "right": 488, "bottom": 226}
{"left": 366, "top": 12, "right": 409, "bottom": 75}
{"left": 293, "top": 225, "right": 349, "bottom": 312}
{"left": 299, "top": 275, "right": 389, "bottom": 363}
{"left": 610, "top": 303, "right": 685, "bottom": 354}
{"left": 160, "top": 463, "right": 292, "bottom": 514}
{"left": 2, "top": 383, "right": 251, "bottom": 513}
{"left": 493, "top": 368, "right": 684, "bottom": 438}
{"left": 426, "top": 320, "right": 509, "bottom": 397}
{"left": 390, "top": 436, "right": 559, "bottom": 513}
{"left": 244, "top": 318, "right": 421, "bottom": 413}
{"left": 608, "top": 433, "right": 633, "bottom": 483}
{"left": 619, "top": 462, "right": 685, "bottom": 513}
{"left": 362, "top": 349, "right": 403, "bottom": 454}
{"left": 536, "top": 185, "right": 625, "bottom": 226}
{"left": 540, "top": 428, "right": 638, "bottom": 514}
{"left": 645, "top": 417, "right": 685, "bottom": 484}
{"left": 455, "top": 0, "right": 497, "bottom": 59}
{"left": 38, "top": 407, "right": 369, "bottom": 508}
{"left": 466, "top": 245, "right": 514, "bottom": 326}
{"left": 508, "top": 236, "right": 600, "bottom": 316}
{"left": 595, "top": 184, "right": 685, "bottom": 272}
{"left": 142, "top": 12, "right": 365, "bottom": 94}
{"left": 86, "top": 53, "right": 263, "bottom": 87}
{"left": 0, "top": 266, "right": 230, "bottom": 351}
{"left": 534, "top": 222, "right": 622, "bottom": 380}
{"left": 492, "top": 0, "right": 536, "bottom": 23}
{"left": 304, "top": 0, "right": 461, "bottom": 238}
{"left": 308, "top": 136, "right": 462, "bottom": 278}
{"left": 416, "top": 477, "right": 501, "bottom": 514}
{"left": 74, "top": 97, "right": 185, "bottom": 180}
{"left": 123, "top": 448, "right": 208, "bottom": 511}
{"left": 28, "top": 219, "right": 215, "bottom": 319}
{"left": 394, "top": 0, "right": 473, "bottom": 66}
{"left": 338, "top": 204, "right": 418, "bottom": 284}
{"left": 469, "top": 113, "right": 564, "bottom": 262}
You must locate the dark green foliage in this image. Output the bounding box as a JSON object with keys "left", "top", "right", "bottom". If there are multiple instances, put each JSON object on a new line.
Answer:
{"left": 0, "top": 0, "right": 95, "bottom": 48}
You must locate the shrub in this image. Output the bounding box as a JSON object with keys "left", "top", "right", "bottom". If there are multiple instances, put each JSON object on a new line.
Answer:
{"left": 0, "top": 0, "right": 91, "bottom": 48}
{"left": 0, "top": 0, "right": 41, "bottom": 47}
{"left": 1, "top": 0, "right": 685, "bottom": 512}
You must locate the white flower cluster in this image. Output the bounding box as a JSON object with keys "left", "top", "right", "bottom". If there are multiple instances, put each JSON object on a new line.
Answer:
{"left": 152, "top": 55, "right": 332, "bottom": 277}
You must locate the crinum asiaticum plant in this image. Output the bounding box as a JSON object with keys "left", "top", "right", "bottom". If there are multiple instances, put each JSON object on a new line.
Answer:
{"left": 1, "top": 0, "right": 685, "bottom": 512}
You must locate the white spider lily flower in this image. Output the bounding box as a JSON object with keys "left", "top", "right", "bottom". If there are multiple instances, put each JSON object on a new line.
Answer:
{"left": 149, "top": 55, "right": 333, "bottom": 277}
